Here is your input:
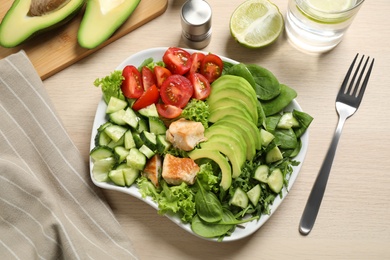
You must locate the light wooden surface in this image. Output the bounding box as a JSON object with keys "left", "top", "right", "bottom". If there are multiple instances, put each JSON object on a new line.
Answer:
{"left": 0, "top": 0, "right": 168, "bottom": 79}
{"left": 40, "top": 0, "right": 390, "bottom": 259}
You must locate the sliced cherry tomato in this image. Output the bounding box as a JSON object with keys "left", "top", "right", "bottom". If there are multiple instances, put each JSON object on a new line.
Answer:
{"left": 188, "top": 73, "right": 211, "bottom": 100}
{"left": 162, "top": 47, "right": 191, "bottom": 75}
{"left": 154, "top": 66, "right": 172, "bottom": 88}
{"left": 188, "top": 52, "right": 205, "bottom": 75}
{"left": 160, "top": 75, "right": 193, "bottom": 108}
{"left": 141, "top": 66, "right": 156, "bottom": 90}
{"left": 121, "top": 65, "right": 143, "bottom": 99}
{"left": 200, "top": 54, "right": 224, "bottom": 83}
{"left": 156, "top": 103, "right": 182, "bottom": 119}
{"left": 132, "top": 84, "right": 160, "bottom": 111}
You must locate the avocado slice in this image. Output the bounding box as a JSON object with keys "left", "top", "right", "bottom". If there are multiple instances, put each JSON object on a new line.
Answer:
{"left": 77, "top": 0, "right": 141, "bottom": 49}
{"left": 208, "top": 97, "right": 258, "bottom": 124}
{"left": 209, "top": 105, "right": 254, "bottom": 125}
{"left": 0, "top": 0, "right": 85, "bottom": 48}
{"left": 189, "top": 148, "right": 232, "bottom": 191}
{"left": 201, "top": 135, "right": 245, "bottom": 178}
{"left": 213, "top": 120, "right": 257, "bottom": 160}
{"left": 205, "top": 124, "right": 248, "bottom": 162}
{"left": 216, "top": 114, "right": 261, "bottom": 149}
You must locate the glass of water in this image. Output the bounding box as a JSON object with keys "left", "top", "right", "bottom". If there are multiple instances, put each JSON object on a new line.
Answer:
{"left": 285, "top": 0, "right": 365, "bottom": 53}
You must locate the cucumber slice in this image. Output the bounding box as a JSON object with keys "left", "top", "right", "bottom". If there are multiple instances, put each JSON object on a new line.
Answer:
{"left": 97, "top": 122, "right": 112, "bottom": 132}
{"left": 132, "top": 132, "right": 143, "bottom": 148}
{"left": 253, "top": 164, "right": 269, "bottom": 183}
{"left": 268, "top": 168, "right": 284, "bottom": 193}
{"left": 138, "top": 103, "right": 159, "bottom": 117}
{"left": 109, "top": 169, "right": 126, "bottom": 187}
{"left": 106, "top": 97, "right": 127, "bottom": 114}
{"left": 260, "top": 129, "right": 275, "bottom": 147}
{"left": 92, "top": 157, "right": 115, "bottom": 182}
{"left": 139, "top": 145, "right": 155, "bottom": 159}
{"left": 109, "top": 109, "right": 127, "bottom": 125}
{"left": 136, "top": 117, "right": 149, "bottom": 133}
{"left": 149, "top": 117, "right": 167, "bottom": 135}
{"left": 107, "top": 134, "right": 125, "bottom": 148}
{"left": 94, "top": 131, "right": 111, "bottom": 147}
{"left": 277, "top": 112, "right": 300, "bottom": 129}
{"left": 140, "top": 131, "right": 157, "bottom": 150}
{"left": 266, "top": 146, "right": 283, "bottom": 164}
{"left": 123, "top": 167, "right": 140, "bottom": 186}
{"left": 124, "top": 130, "right": 136, "bottom": 150}
{"left": 126, "top": 148, "right": 146, "bottom": 170}
{"left": 104, "top": 124, "right": 128, "bottom": 142}
{"left": 114, "top": 146, "right": 129, "bottom": 163}
{"left": 156, "top": 134, "right": 171, "bottom": 154}
{"left": 90, "top": 146, "right": 113, "bottom": 161}
{"left": 230, "top": 187, "right": 249, "bottom": 209}
{"left": 122, "top": 107, "right": 139, "bottom": 129}
{"left": 247, "top": 184, "right": 261, "bottom": 206}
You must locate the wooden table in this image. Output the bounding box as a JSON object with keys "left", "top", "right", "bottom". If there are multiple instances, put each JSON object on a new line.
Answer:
{"left": 38, "top": 0, "right": 390, "bottom": 259}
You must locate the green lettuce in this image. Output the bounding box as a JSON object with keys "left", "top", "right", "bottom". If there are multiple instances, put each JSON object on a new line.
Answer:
{"left": 94, "top": 70, "right": 124, "bottom": 104}
{"left": 181, "top": 99, "right": 210, "bottom": 128}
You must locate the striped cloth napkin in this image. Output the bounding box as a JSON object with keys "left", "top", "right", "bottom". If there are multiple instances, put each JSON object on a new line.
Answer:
{"left": 0, "top": 51, "right": 138, "bottom": 259}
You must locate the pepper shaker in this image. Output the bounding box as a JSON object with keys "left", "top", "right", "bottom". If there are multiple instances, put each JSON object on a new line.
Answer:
{"left": 181, "top": 0, "right": 212, "bottom": 49}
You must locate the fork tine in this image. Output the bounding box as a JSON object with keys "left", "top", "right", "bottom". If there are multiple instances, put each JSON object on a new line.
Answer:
{"left": 356, "top": 57, "right": 375, "bottom": 104}
{"left": 351, "top": 55, "right": 369, "bottom": 97}
{"left": 340, "top": 53, "right": 359, "bottom": 95}
{"left": 347, "top": 54, "right": 365, "bottom": 96}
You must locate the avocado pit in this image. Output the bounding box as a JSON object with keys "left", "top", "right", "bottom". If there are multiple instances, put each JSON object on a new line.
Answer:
{"left": 29, "top": 0, "right": 71, "bottom": 16}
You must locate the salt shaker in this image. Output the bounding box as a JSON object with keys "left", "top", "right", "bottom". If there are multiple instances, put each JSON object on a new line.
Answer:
{"left": 181, "top": 0, "right": 212, "bottom": 49}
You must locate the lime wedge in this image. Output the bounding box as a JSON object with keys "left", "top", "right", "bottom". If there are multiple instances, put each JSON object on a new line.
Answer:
{"left": 230, "top": 0, "right": 284, "bottom": 48}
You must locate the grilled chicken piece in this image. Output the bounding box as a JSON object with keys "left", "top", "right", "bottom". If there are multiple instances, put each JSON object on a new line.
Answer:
{"left": 166, "top": 118, "right": 206, "bottom": 151}
{"left": 142, "top": 154, "right": 162, "bottom": 187}
{"left": 162, "top": 154, "right": 199, "bottom": 185}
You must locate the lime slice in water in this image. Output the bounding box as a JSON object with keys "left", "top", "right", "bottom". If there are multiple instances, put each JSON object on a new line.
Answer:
{"left": 230, "top": 0, "right": 284, "bottom": 48}
{"left": 307, "top": 0, "right": 356, "bottom": 12}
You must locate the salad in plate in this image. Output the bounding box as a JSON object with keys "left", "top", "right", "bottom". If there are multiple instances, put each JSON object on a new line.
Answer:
{"left": 90, "top": 47, "right": 313, "bottom": 241}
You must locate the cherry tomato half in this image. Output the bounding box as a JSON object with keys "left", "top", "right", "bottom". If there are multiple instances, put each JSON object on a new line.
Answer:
{"left": 200, "top": 54, "right": 224, "bottom": 83}
{"left": 162, "top": 47, "right": 191, "bottom": 75}
{"left": 156, "top": 103, "right": 183, "bottom": 119}
{"left": 121, "top": 65, "right": 143, "bottom": 99}
{"left": 160, "top": 75, "right": 193, "bottom": 108}
{"left": 188, "top": 73, "right": 211, "bottom": 100}
{"left": 132, "top": 84, "right": 160, "bottom": 111}
{"left": 154, "top": 66, "right": 172, "bottom": 88}
{"left": 188, "top": 52, "right": 205, "bottom": 75}
{"left": 141, "top": 66, "right": 156, "bottom": 91}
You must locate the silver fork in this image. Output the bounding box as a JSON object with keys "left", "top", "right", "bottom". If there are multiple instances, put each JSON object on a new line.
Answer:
{"left": 299, "top": 54, "right": 375, "bottom": 235}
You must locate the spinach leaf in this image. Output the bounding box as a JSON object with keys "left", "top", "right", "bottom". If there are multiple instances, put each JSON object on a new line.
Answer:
{"left": 293, "top": 110, "right": 314, "bottom": 138}
{"left": 226, "top": 63, "right": 256, "bottom": 90}
{"left": 262, "top": 84, "right": 297, "bottom": 116}
{"left": 246, "top": 64, "right": 280, "bottom": 101}
{"left": 195, "top": 180, "right": 223, "bottom": 223}
{"left": 274, "top": 128, "right": 298, "bottom": 149}
{"left": 191, "top": 214, "right": 234, "bottom": 238}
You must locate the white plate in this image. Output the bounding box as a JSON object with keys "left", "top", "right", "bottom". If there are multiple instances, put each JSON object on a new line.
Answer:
{"left": 89, "top": 47, "right": 309, "bottom": 242}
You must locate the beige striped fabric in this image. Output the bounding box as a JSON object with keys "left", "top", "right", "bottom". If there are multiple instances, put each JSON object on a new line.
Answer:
{"left": 0, "top": 51, "right": 138, "bottom": 260}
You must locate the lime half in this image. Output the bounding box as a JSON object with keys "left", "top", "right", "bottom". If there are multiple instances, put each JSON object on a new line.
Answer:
{"left": 230, "top": 0, "right": 284, "bottom": 48}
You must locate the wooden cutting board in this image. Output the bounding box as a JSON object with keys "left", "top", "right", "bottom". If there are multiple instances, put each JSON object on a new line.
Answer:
{"left": 0, "top": 0, "right": 168, "bottom": 79}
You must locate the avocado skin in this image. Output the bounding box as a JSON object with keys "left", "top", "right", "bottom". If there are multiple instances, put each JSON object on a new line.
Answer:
{"left": 0, "top": 0, "right": 85, "bottom": 48}
{"left": 77, "top": 0, "right": 141, "bottom": 49}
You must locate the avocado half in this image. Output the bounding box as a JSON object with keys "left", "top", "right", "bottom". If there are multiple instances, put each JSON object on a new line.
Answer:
{"left": 77, "top": 0, "right": 141, "bottom": 49}
{"left": 0, "top": 0, "right": 85, "bottom": 48}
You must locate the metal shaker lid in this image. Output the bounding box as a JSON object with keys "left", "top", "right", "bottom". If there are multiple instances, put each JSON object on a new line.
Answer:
{"left": 181, "top": 0, "right": 212, "bottom": 36}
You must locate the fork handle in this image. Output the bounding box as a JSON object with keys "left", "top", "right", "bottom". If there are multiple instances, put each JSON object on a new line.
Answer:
{"left": 299, "top": 114, "right": 348, "bottom": 235}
